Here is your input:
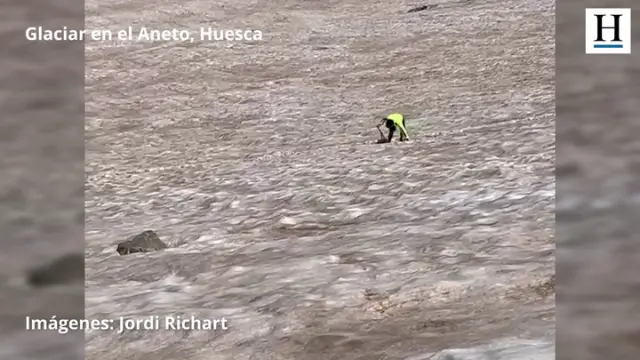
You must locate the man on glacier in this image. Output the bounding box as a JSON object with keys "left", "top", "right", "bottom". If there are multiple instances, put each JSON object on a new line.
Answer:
{"left": 376, "top": 113, "right": 409, "bottom": 143}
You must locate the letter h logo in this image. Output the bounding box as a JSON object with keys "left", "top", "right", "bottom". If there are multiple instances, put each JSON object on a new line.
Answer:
{"left": 585, "top": 8, "right": 631, "bottom": 54}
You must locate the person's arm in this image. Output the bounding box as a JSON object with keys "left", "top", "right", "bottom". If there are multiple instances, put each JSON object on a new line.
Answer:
{"left": 400, "top": 128, "right": 410, "bottom": 141}
{"left": 375, "top": 118, "right": 387, "bottom": 142}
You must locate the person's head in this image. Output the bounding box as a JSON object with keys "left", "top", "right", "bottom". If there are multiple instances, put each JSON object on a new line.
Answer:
{"left": 384, "top": 118, "right": 395, "bottom": 129}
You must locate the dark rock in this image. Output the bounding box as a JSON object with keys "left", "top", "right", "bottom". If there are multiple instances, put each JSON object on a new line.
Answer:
{"left": 116, "top": 230, "right": 168, "bottom": 255}
{"left": 27, "top": 253, "right": 84, "bottom": 287}
{"left": 533, "top": 274, "right": 555, "bottom": 297}
{"left": 408, "top": 4, "right": 438, "bottom": 13}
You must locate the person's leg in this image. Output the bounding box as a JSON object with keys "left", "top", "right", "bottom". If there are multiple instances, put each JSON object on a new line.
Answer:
{"left": 385, "top": 119, "right": 396, "bottom": 142}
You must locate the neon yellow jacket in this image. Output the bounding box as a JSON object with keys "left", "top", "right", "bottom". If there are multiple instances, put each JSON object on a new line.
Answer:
{"left": 387, "top": 113, "right": 408, "bottom": 138}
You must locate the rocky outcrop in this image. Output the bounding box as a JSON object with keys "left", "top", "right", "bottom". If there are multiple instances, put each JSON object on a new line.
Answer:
{"left": 116, "top": 230, "right": 168, "bottom": 255}
{"left": 533, "top": 274, "right": 555, "bottom": 297}
{"left": 408, "top": 4, "right": 438, "bottom": 13}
